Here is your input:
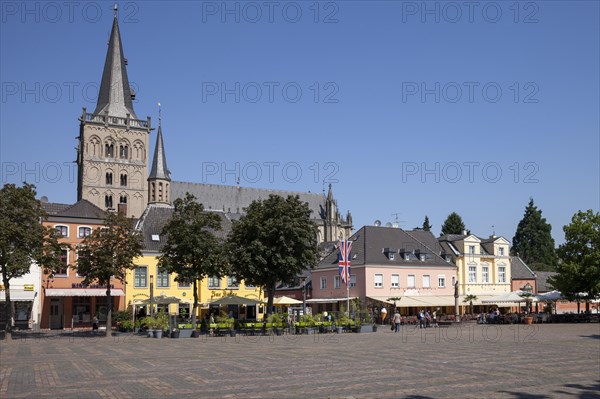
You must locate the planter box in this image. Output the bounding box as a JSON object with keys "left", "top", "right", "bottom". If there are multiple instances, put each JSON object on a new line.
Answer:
{"left": 360, "top": 325, "right": 374, "bottom": 333}
{"left": 170, "top": 331, "right": 180, "bottom": 338}
{"left": 147, "top": 329, "right": 154, "bottom": 338}
{"left": 178, "top": 329, "right": 194, "bottom": 338}
{"left": 154, "top": 330, "right": 163, "bottom": 339}
{"left": 337, "top": 327, "right": 343, "bottom": 334}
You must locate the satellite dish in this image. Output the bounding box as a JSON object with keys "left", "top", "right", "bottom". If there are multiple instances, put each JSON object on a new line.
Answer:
{"left": 374, "top": 220, "right": 381, "bottom": 227}
{"left": 385, "top": 222, "right": 393, "bottom": 227}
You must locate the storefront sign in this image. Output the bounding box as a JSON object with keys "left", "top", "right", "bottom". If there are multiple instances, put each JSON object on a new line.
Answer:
{"left": 24, "top": 284, "right": 34, "bottom": 291}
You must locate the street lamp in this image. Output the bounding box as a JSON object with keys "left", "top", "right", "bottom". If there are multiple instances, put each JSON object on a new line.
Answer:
{"left": 522, "top": 283, "right": 533, "bottom": 314}
{"left": 300, "top": 276, "right": 307, "bottom": 316}
{"left": 454, "top": 279, "right": 459, "bottom": 321}
{"left": 150, "top": 275, "right": 154, "bottom": 318}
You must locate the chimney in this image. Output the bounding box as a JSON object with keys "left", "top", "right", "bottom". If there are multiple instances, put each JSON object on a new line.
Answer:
{"left": 462, "top": 230, "right": 467, "bottom": 236}
{"left": 118, "top": 203, "right": 127, "bottom": 216}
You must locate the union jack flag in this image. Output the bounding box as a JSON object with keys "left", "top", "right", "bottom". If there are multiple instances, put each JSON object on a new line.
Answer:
{"left": 338, "top": 240, "right": 353, "bottom": 284}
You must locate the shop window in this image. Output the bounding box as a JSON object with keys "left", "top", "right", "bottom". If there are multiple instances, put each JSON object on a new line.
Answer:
{"left": 72, "top": 297, "right": 91, "bottom": 323}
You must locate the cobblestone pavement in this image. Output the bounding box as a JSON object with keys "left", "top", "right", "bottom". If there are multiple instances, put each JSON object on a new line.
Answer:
{"left": 1, "top": 323, "right": 599, "bottom": 399}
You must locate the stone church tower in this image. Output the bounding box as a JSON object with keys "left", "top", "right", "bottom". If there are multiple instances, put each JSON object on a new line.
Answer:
{"left": 76, "top": 6, "right": 151, "bottom": 218}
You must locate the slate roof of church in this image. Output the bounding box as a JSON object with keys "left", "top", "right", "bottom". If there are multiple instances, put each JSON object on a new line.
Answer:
{"left": 171, "top": 181, "right": 327, "bottom": 220}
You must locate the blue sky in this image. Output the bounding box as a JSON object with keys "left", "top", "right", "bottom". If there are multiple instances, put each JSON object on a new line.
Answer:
{"left": 1, "top": 1, "right": 598, "bottom": 244}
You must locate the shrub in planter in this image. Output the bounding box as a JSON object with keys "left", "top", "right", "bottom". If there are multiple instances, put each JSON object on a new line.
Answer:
{"left": 120, "top": 320, "right": 134, "bottom": 332}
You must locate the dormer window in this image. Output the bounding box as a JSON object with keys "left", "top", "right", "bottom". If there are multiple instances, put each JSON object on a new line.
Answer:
{"left": 468, "top": 245, "right": 476, "bottom": 255}
{"left": 404, "top": 253, "right": 410, "bottom": 261}
{"left": 498, "top": 247, "right": 505, "bottom": 256}
{"left": 383, "top": 248, "right": 397, "bottom": 261}
{"left": 151, "top": 234, "right": 160, "bottom": 242}
{"left": 420, "top": 254, "right": 426, "bottom": 262}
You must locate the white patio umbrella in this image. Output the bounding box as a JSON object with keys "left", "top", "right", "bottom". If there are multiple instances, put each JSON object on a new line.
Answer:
{"left": 271, "top": 296, "right": 303, "bottom": 305}
{"left": 537, "top": 290, "right": 563, "bottom": 302}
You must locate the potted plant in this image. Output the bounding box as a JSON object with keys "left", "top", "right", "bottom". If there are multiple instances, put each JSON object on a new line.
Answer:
{"left": 170, "top": 327, "right": 180, "bottom": 338}
{"left": 268, "top": 313, "right": 283, "bottom": 336}
{"left": 120, "top": 319, "right": 134, "bottom": 332}
{"left": 142, "top": 316, "right": 156, "bottom": 338}
{"left": 337, "top": 314, "right": 350, "bottom": 334}
{"left": 519, "top": 292, "right": 535, "bottom": 325}
{"left": 154, "top": 311, "right": 169, "bottom": 338}
{"left": 300, "top": 314, "right": 315, "bottom": 334}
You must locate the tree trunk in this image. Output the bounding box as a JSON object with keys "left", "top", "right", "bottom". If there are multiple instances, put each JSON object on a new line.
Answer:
{"left": 2, "top": 270, "right": 12, "bottom": 339}
{"left": 265, "top": 280, "right": 275, "bottom": 318}
{"left": 585, "top": 300, "right": 590, "bottom": 314}
{"left": 192, "top": 279, "right": 198, "bottom": 330}
{"left": 105, "top": 284, "right": 112, "bottom": 338}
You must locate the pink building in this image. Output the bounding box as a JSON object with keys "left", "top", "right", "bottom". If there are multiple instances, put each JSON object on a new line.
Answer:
{"left": 310, "top": 226, "right": 457, "bottom": 317}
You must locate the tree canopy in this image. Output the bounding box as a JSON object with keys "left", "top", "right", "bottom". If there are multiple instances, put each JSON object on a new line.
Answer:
{"left": 511, "top": 198, "right": 557, "bottom": 268}
{"left": 422, "top": 216, "right": 432, "bottom": 232}
{"left": 76, "top": 210, "right": 143, "bottom": 336}
{"left": 441, "top": 212, "right": 468, "bottom": 236}
{"left": 227, "top": 195, "right": 319, "bottom": 316}
{"left": 549, "top": 210, "right": 600, "bottom": 312}
{"left": 0, "top": 183, "right": 62, "bottom": 336}
{"left": 158, "top": 193, "right": 225, "bottom": 330}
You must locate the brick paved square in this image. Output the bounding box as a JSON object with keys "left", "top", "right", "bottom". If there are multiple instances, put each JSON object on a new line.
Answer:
{"left": 1, "top": 324, "right": 599, "bottom": 399}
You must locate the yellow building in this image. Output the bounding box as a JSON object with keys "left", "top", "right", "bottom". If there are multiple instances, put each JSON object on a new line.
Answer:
{"left": 127, "top": 204, "right": 264, "bottom": 321}
{"left": 439, "top": 233, "right": 512, "bottom": 311}
{"left": 126, "top": 253, "right": 196, "bottom": 318}
{"left": 199, "top": 276, "right": 264, "bottom": 320}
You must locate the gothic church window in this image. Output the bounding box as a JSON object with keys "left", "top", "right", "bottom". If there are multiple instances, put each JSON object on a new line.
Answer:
{"left": 151, "top": 183, "right": 156, "bottom": 201}
{"left": 119, "top": 145, "right": 129, "bottom": 159}
{"left": 119, "top": 196, "right": 127, "bottom": 204}
{"left": 105, "top": 143, "right": 114, "bottom": 157}
{"left": 106, "top": 172, "right": 113, "bottom": 185}
{"left": 120, "top": 174, "right": 127, "bottom": 187}
{"left": 105, "top": 195, "right": 113, "bottom": 209}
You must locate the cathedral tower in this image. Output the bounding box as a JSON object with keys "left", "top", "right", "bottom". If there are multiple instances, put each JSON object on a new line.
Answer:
{"left": 76, "top": 4, "right": 150, "bottom": 218}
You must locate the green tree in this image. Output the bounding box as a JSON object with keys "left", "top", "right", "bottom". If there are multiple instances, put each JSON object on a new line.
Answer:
{"left": 422, "top": 216, "right": 432, "bottom": 232}
{"left": 441, "top": 212, "right": 468, "bottom": 236}
{"left": 76, "top": 211, "right": 143, "bottom": 336}
{"left": 158, "top": 193, "right": 225, "bottom": 331}
{"left": 463, "top": 294, "right": 478, "bottom": 315}
{"left": 227, "top": 195, "right": 319, "bottom": 317}
{"left": 511, "top": 198, "right": 557, "bottom": 267}
{"left": 549, "top": 210, "right": 600, "bottom": 313}
{"left": 0, "top": 183, "right": 63, "bottom": 337}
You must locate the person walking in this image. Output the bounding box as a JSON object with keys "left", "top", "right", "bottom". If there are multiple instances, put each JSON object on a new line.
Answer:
{"left": 92, "top": 316, "right": 99, "bottom": 334}
{"left": 393, "top": 309, "right": 401, "bottom": 333}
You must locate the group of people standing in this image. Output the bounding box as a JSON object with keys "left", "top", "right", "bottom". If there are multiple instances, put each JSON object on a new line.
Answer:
{"left": 388, "top": 308, "right": 437, "bottom": 332}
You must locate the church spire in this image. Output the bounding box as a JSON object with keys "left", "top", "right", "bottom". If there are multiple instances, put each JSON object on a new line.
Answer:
{"left": 148, "top": 104, "right": 171, "bottom": 205}
{"left": 327, "top": 183, "right": 334, "bottom": 201}
{"left": 149, "top": 105, "right": 170, "bottom": 181}
{"left": 93, "top": 3, "right": 137, "bottom": 119}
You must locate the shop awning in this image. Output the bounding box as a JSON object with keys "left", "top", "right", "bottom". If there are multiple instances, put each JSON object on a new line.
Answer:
{"left": 367, "top": 296, "right": 457, "bottom": 307}
{"left": 306, "top": 297, "right": 357, "bottom": 303}
{"left": 45, "top": 288, "right": 125, "bottom": 297}
{"left": 0, "top": 290, "right": 36, "bottom": 301}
